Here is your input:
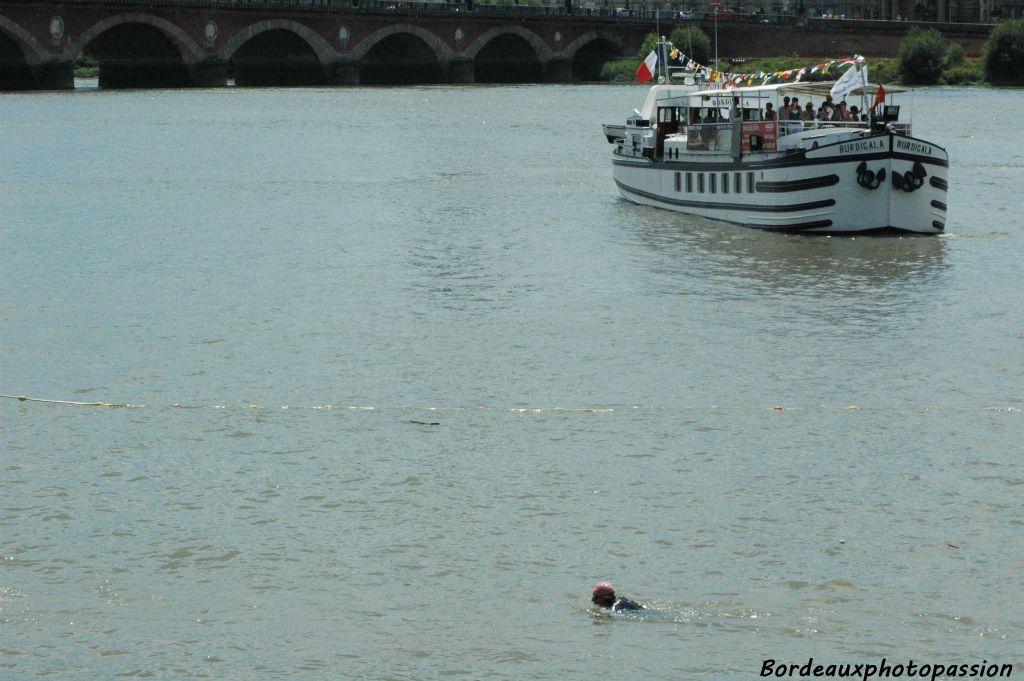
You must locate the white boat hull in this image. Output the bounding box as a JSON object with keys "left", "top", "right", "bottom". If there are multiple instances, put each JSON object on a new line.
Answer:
{"left": 612, "top": 132, "right": 947, "bottom": 234}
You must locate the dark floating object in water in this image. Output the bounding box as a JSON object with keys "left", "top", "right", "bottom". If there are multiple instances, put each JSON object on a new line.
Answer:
{"left": 408, "top": 420, "right": 440, "bottom": 426}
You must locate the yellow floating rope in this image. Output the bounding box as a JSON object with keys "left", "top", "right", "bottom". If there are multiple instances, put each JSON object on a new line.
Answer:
{"left": 0, "top": 393, "right": 139, "bottom": 408}
{"left": 1, "top": 393, "right": 1020, "bottom": 414}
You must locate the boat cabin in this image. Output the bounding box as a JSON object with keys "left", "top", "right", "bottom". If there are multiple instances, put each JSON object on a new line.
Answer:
{"left": 627, "top": 81, "right": 912, "bottom": 162}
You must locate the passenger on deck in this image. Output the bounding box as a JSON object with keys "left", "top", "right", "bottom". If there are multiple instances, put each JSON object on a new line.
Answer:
{"left": 800, "top": 101, "right": 816, "bottom": 122}
{"left": 849, "top": 105, "right": 863, "bottom": 121}
{"left": 763, "top": 102, "right": 776, "bottom": 120}
{"left": 817, "top": 103, "right": 831, "bottom": 121}
{"left": 785, "top": 97, "right": 802, "bottom": 134}
{"left": 592, "top": 582, "right": 644, "bottom": 612}
{"left": 836, "top": 101, "right": 852, "bottom": 121}
{"left": 788, "top": 97, "right": 802, "bottom": 120}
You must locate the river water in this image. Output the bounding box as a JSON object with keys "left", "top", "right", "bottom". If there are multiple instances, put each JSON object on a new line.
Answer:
{"left": 1, "top": 83, "right": 1021, "bottom": 679}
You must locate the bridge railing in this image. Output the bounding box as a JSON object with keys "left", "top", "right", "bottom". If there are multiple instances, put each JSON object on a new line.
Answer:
{"left": 6, "top": 0, "right": 801, "bottom": 24}
{"left": 12, "top": 0, "right": 991, "bottom": 30}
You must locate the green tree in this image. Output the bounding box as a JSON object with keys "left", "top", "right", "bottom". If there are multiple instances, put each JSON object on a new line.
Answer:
{"left": 639, "top": 33, "right": 660, "bottom": 57}
{"left": 669, "top": 25, "right": 711, "bottom": 65}
{"left": 983, "top": 19, "right": 1024, "bottom": 84}
{"left": 944, "top": 41, "right": 965, "bottom": 68}
{"left": 897, "top": 26, "right": 947, "bottom": 85}
{"left": 639, "top": 27, "right": 710, "bottom": 65}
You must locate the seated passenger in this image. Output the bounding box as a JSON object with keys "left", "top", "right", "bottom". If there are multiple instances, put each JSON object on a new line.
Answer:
{"left": 800, "top": 101, "right": 816, "bottom": 121}
{"left": 822, "top": 94, "right": 836, "bottom": 120}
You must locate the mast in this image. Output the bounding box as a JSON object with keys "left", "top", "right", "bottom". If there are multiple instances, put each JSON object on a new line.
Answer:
{"left": 713, "top": 6, "right": 719, "bottom": 77}
{"left": 656, "top": 9, "right": 665, "bottom": 82}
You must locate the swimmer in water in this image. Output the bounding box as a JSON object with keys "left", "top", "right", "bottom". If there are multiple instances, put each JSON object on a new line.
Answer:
{"left": 591, "top": 582, "right": 644, "bottom": 612}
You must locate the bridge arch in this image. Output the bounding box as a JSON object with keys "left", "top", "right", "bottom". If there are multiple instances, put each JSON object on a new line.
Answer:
{"left": 0, "top": 15, "right": 49, "bottom": 65}
{"left": 220, "top": 22, "right": 333, "bottom": 86}
{"left": 563, "top": 30, "right": 623, "bottom": 82}
{"left": 70, "top": 13, "right": 203, "bottom": 87}
{"left": 562, "top": 30, "right": 623, "bottom": 59}
{"left": 0, "top": 16, "right": 49, "bottom": 88}
{"left": 352, "top": 24, "right": 449, "bottom": 85}
{"left": 218, "top": 19, "right": 336, "bottom": 67}
{"left": 349, "top": 23, "right": 451, "bottom": 63}
{"left": 69, "top": 13, "right": 204, "bottom": 64}
{"left": 467, "top": 26, "right": 549, "bottom": 83}
{"left": 463, "top": 25, "right": 551, "bottom": 62}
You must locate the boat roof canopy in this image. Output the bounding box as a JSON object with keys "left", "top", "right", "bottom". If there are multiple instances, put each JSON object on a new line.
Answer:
{"left": 640, "top": 83, "right": 699, "bottom": 119}
{"left": 688, "top": 81, "right": 911, "bottom": 105}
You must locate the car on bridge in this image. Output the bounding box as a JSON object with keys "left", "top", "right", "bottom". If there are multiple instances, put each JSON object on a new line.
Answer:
{"left": 705, "top": 3, "right": 737, "bottom": 20}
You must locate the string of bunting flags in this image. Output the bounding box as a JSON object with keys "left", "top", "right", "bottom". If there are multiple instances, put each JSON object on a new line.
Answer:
{"left": 637, "top": 45, "right": 866, "bottom": 87}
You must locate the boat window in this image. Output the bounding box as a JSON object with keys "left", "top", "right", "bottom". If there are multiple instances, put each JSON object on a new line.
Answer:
{"left": 721, "top": 172, "right": 729, "bottom": 194}
{"left": 686, "top": 172, "right": 693, "bottom": 193}
{"left": 747, "top": 172, "right": 755, "bottom": 193}
{"left": 675, "top": 172, "right": 681, "bottom": 192}
{"left": 710, "top": 173, "right": 717, "bottom": 194}
{"left": 734, "top": 172, "right": 742, "bottom": 193}
{"left": 698, "top": 173, "right": 705, "bottom": 193}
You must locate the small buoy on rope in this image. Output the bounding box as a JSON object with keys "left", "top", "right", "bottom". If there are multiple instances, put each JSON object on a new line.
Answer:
{"left": 2, "top": 393, "right": 135, "bottom": 408}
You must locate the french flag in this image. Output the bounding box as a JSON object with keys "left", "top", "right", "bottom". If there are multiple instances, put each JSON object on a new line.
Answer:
{"left": 636, "top": 50, "right": 658, "bottom": 83}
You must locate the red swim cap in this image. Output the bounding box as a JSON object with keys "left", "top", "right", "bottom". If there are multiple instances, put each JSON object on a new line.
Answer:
{"left": 592, "top": 582, "right": 615, "bottom": 597}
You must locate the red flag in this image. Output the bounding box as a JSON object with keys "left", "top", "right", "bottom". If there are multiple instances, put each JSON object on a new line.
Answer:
{"left": 870, "top": 84, "right": 886, "bottom": 113}
{"left": 636, "top": 50, "right": 658, "bottom": 84}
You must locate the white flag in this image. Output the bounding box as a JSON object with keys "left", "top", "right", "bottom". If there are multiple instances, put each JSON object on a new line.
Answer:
{"left": 830, "top": 64, "right": 860, "bottom": 100}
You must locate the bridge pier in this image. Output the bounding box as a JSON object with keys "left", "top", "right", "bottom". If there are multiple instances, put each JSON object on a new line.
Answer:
{"left": 31, "top": 60, "right": 74, "bottom": 90}
{"left": 445, "top": 57, "right": 474, "bottom": 84}
{"left": 544, "top": 57, "right": 572, "bottom": 83}
{"left": 190, "top": 60, "right": 229, "bottom": 88}
{"left": 325, "top": 58, "right": 360, "bottom": 86}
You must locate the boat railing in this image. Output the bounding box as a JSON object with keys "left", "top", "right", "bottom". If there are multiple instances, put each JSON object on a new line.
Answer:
{"left": 676, "top": 117, "right": 910, "bottom": 155}
{"left": 776, "top": 119, "right": 910, "bottom": 136}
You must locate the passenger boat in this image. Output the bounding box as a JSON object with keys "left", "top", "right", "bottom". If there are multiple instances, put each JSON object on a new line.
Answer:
{"left": 605, "top": 77, "right": 949, "bottom": 234}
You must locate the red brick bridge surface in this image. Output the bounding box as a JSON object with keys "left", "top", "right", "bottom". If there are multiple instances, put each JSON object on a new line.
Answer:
{"left": 0, "top": 0, "right": 991, "bottom": 89}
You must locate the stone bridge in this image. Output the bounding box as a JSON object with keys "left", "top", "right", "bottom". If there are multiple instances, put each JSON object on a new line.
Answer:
{"left": 0, "top": 0, "right": 992, "bottom": 89}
